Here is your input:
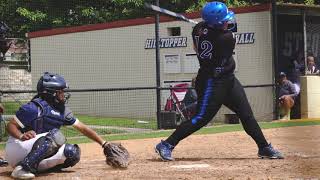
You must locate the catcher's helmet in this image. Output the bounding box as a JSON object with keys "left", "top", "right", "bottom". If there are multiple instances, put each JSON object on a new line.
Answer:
{"left": 201, "top": 1, "right": 235, "bottom": 28}
{"left": 37, "top": 72, "right": 70, "bottom": 102}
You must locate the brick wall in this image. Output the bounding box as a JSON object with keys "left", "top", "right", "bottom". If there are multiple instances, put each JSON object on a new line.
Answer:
{"left": 0, "top": 65, "right": 33, "bottom": 102}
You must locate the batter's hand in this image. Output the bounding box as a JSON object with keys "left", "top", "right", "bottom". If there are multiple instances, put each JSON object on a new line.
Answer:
{"left": 20, "top": 130, "right": 36, "bottom": 141}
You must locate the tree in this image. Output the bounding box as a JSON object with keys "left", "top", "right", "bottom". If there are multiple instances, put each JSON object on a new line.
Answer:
{"left": 0, "top": 0, "right": 319, "bottom": 38}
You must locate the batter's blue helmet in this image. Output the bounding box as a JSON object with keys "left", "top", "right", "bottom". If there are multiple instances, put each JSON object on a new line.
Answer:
{"left": 37, "top": 72, "right": 68, "bottom": 94}
{"left": 201, "top": 1, "right": 235, "bottom": 27}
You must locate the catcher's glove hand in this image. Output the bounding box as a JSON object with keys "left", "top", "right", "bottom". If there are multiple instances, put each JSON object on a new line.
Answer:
{"left": 102, "top": 142, "right": 130, "bottom": 168}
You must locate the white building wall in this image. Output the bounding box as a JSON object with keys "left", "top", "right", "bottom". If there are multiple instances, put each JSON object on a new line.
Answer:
{"left": 233, "top": 11, "right": 274, "bottom": 121}
{"left": 30, "top": 10, "right": 274, "bottom": 121}
{"left": 31, "top": 24, "right": 158, "bottom": 118}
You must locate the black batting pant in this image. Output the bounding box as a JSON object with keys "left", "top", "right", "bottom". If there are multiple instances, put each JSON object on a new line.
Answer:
{"left": 166, "top": 75, "right": 268, "bottom": 149}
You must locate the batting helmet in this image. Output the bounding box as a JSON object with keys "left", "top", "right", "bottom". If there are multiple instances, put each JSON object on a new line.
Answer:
{"left": 37, "top": 72, "right": 70, "bottom": 102}
{"left": 201, "top": 1, "right": 235, "bottom": 28}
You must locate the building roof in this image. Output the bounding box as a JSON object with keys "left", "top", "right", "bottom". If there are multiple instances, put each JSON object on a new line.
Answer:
{"left": 277, "top": 3, "right": 320, "bottom": 9}
{"left": 276, "top": 3, "right": 320, "bottom": 15}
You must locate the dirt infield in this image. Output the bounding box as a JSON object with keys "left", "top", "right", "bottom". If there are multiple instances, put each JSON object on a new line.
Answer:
{"left": 1, "top": 125, "right": 319, "bottom": 179}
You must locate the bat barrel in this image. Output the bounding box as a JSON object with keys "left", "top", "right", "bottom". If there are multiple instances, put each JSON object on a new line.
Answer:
{"left": 144, "top": 3, "right": 198, "bottom": 25}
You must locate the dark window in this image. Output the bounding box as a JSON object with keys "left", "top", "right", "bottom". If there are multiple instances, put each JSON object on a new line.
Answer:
{"left": 168, "top": 27, "right": 181, "bottom": 36}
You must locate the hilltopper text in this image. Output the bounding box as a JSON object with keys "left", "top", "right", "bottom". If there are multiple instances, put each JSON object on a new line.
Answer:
{"left": 145, "top": 37, "right": 187, "bottom": 49}
{"left": 235, "top": 32, "right": 255, "bottom": 44}
{"left": 144, "top": 33, "right": 254, "bottom": 49}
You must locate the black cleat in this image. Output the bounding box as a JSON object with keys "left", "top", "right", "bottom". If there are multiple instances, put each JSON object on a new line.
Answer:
{"left": 258, "top": 143, "right": 284, "bottom": 159}
{"left": 0, "top": 157, "right": 8, "bottom": 167}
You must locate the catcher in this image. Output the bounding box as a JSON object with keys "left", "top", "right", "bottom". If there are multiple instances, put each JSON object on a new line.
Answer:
{"left": 0, "top": 103, "right": 8, "bottom": 167}
{"left": 5, "top": 72, "right": 129, "bottom": 179}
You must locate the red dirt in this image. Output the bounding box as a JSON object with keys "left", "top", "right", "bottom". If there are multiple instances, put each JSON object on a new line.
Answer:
{"left": 1, "top": 125, "right": 320, "bottom": 179}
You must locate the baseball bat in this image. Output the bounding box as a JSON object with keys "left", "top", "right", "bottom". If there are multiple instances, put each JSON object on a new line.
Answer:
{"left": 144, "top": 3, "right": 199, "bottom": 25}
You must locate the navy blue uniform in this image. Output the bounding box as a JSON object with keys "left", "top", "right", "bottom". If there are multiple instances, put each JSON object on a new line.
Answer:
{"left": 9, "top": 98, "right": 79, "bottom": 173}
{"left": 6, "top": 72, "right": 83, "bottom": 177}
{"left": 166, "top": 22, "right": 269, "bottom": 149}
{"left": 16, "top": 98, "right": 76, "bottom": 134}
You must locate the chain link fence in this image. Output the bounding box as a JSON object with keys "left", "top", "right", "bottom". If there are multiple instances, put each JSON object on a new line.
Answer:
{"left": 0, "top": 2, "right": 282, "bottom": 143}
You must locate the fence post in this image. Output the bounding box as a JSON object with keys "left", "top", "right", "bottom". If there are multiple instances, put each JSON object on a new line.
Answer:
{"left": 271, "top": 0, "right": 279, "bottom": 120}
{"left": 155, "top": 0, "right": 161, "bottom": 129}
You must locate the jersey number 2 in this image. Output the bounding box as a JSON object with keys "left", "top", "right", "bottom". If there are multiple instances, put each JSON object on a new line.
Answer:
{"left": 195, "top": 36, "right": 213, "bottom": 60}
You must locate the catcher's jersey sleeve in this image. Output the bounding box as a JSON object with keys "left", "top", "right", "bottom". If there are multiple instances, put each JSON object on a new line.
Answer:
{"left": 15, "top": 102, "right": 39, "bottom": 128}
{"left": 63, "top": 107, "right": 77, "bottom": 126}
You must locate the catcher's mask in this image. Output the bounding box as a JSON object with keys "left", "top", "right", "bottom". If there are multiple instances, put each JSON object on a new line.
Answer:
{"left": 37, "top": 72, "right": 70, "bottom": 105}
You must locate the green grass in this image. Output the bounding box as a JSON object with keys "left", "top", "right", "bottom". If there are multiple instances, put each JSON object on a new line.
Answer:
{"left": 0, "top": 124, "right": 127, "bottom": 144}
{"left": 0, "top": 120, "right": 319, "bottom": 150}
{"left": 2, "top": 101, "right": 23, "bottom": 115}
{"left": 26, "top": 120, "right": 320, "bottom": 148}
{"left": 76, "top": 115, "right": 158, "bottom": 130}
{"left": 60, "top": 126, "right": 126, "bottom": 137}
{"left": 0, "top": 101, "right": 158, "bottom": 130}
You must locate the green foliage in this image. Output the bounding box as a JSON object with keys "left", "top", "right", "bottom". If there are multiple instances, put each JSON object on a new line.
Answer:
{"left": 0, "top": 0, "right": 319, "bottom": 38}
{"left": 304, "top": 0, "right": 315, "bottom": 5}
{"left": 186, "top": 0, "right": 207, "bottom": 12}
{"left": 225, "top": 0, "right": 251, "bottom": 7}
{"left": 16, "top": 7, "right": 47, "bottom": 21}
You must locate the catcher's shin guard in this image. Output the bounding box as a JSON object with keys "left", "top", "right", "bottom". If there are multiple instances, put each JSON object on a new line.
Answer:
{"left": 50, "top": 144, "right": 80, "bottom": 171}
{"left": 20, "top": 129, "right": 66, "bottom": 173}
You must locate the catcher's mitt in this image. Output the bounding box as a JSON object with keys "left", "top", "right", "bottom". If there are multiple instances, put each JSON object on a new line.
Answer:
{"left": 103, "top": 142, "right": 130, "bottom": 168}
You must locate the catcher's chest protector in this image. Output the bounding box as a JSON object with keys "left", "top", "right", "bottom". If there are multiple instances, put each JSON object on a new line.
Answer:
{"left": 30, "top": 98, "right": 67, "bottom": 134}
